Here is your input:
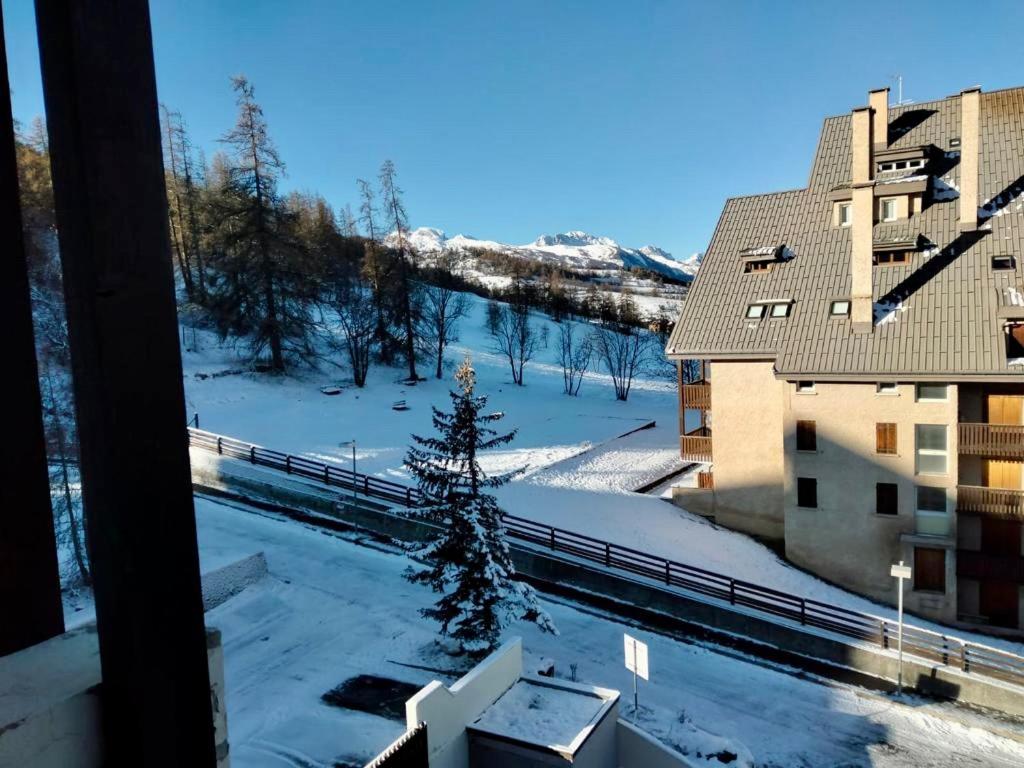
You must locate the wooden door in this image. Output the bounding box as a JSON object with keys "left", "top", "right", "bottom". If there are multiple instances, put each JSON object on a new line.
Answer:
{"left": 984, "top": 460, "right": 1024, "bottom": 490}
{"left": 980, "top": 581, "right": 1020, "bottom": 628}
{"left": 987, "top": 395, "right": 1024, "bottom": 425}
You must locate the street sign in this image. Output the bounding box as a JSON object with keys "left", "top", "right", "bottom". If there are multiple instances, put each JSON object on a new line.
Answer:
{"left": 890, "top": 563, "right": 912, "bottom": 579}
{"left": 890, "top": 560, "right": 912, "bottom": 696}
{"left": 623, "top": 634, "right": 649, "bottom": 680}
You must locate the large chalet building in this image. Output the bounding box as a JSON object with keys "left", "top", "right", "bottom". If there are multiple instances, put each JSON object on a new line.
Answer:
{"left": 667, "top": 85, "right": 1024, "bottom": 633}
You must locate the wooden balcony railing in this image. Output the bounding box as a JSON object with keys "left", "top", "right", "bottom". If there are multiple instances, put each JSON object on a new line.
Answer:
{"left": 957, "top": 485, "right": 1024, "bottom": 519}
{"left": 957, "top": 549, "right": 1024, "bottom": 584}
{"left": 958, "top": 422, "right": 1024, "bottom": 458}
{"left": 697, "top": 471, "right": 714, "bottom": 489}
{"left": 682, "top": 381, "right": 711, "bottom": 411}
{"left": 680, "top": 433, "right": 712, "bottom": 464}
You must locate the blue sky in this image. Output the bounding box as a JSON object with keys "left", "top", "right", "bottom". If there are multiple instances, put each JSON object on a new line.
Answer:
{"left": 5, "top": 1, "right": 1024, "bottom": 258}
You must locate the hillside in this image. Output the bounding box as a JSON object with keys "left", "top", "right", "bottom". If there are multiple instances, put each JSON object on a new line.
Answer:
{"left": 394, "top": 227, "right": 701, "bottom": 284}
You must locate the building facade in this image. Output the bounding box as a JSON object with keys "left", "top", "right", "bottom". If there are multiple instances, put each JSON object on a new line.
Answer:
{"left": 667, "top": 85, "right": 1024, "bottom": 633}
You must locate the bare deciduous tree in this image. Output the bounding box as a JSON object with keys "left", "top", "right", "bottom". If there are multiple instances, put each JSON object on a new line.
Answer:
{"left": 557, "top": 322, "right": 593, "bottom": 396}
{"left": 490, "top": 303, "right": 547, "bottom": 386}
{"left": 593, "top": 325, "right": 654, "bottom": 401}
{"left": 418, "top": 257, "right": 470, "bottom": 379}
{"left": 323, "top": 275, "right": 377, "bottom": 387}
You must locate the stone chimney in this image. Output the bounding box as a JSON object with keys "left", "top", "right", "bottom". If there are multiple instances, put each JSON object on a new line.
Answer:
{"left": 869, "top": 87, "right": 889, "bottom": 150}
{"left": 959, "top": 86, "right": 981, "bottom": 231}
{"left": 850, "top": 105, "right": 875, "bottom": 333}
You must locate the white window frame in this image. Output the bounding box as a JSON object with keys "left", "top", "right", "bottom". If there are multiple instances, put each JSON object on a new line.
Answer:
{"left": 915, "top": 383, "right": 949, "bottom": 402}
{"left": 838, "top": 202, "right": 852, "bottom": 227}
{"left": 829, "top": 299, "right": 850, "bottom": 316}
{"left": 915, "top": 424, "right": 948, "bottom": 476}
{"left": 876, "top": 382, "right": 898, "bottom": 395}
{"left": 880, "top": 197, "right": 898, "bottom": 222}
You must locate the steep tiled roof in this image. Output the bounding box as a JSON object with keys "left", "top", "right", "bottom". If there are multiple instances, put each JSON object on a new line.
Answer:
{"left": 667, "top": 88, "right": 1024, "bottom": 379}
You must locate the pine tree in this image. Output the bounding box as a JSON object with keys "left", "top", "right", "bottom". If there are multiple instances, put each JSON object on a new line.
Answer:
{"left": 405, "top": 358, "right": 556, "bottom": 653}
{"left": 379, "top": 159, "right": 421, "bottom": 381}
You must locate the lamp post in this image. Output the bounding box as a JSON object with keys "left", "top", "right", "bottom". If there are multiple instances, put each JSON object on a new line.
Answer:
{"left": 339, "top": 440, "right": 357, "bottom": 504}
{"left": 890, "top": 560, "right": 912, "bottom": 696}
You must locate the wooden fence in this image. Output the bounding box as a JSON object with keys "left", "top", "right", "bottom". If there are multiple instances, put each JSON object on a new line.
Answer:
{"left": 189, "top": 427, "right": 1024, "bottom": 689}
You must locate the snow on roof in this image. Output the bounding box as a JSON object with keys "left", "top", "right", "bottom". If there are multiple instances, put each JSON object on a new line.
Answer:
{"left": 470, "top": 677, "right": 614, "bottom": 751}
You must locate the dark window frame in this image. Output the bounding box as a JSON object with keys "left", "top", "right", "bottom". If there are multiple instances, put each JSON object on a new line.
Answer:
{"left": 876, "top": 482, "right": 899, "bottom": 516}
{"left": 796, "top": 420, "right": 817, "bottom": 452}
{"left": 797, "top": 477, "right": 818, "bottom": 509}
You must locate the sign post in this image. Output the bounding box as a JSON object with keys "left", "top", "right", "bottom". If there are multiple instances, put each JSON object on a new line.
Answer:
{"left": 623, "top": 633, "right": 649, "bottom": 719}
{"left": 890, "top": 560, "right": 912, "bottom": 696}
{"left": 339, "top": 440, "right": 358, "bottom": 502}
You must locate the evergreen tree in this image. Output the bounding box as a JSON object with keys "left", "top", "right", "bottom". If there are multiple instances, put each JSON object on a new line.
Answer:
{"left": 379, "top": 159, "right": 421, "bottom": 381}
{"left": 207, "top": 75, "right": 316, "bottom": 370}
{"left": 405, "top": 359, "right": 556, "bottom": 653}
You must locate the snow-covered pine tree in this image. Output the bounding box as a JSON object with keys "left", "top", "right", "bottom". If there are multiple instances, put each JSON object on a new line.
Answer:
{"left": 405, "top": 358, "right": 556, "bottom": 653}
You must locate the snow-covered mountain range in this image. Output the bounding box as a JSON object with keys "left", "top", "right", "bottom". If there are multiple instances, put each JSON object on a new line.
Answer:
{"left": 394, "top": 227, "right": 700, "bottom": 283}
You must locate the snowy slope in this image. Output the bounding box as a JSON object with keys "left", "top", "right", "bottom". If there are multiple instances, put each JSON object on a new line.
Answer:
{"left": 392, "top": 227, "right": 700, "bottom": 283}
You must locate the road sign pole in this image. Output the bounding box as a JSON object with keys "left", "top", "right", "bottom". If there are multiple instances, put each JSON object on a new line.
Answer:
{"left": 890, "top": 560, "right": 912, "bottom": 697}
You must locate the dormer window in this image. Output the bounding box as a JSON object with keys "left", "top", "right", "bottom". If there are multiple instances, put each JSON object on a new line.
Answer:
{"left": 739, "top": 244, "right": 791, "bottom": 274}
{"left": 837, "top": 202, "right": 852, "bottom": 227}
{"left": 874, "top": 251, "right": 910, "bottom": 266}
{"left": 878, "top": 158, "right": 926, "bottom": 173}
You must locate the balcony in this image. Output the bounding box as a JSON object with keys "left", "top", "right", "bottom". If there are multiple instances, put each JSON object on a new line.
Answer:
{"left": 682, "top": 381, "right": 711, "bottom": 411}
{"left": 957, "top": 549, "right": 1024, "bottom": 583}
{"left": 697, "top": 471, "right": 714, "bottom": 489}
{"left": 680, "top": 428, "right": 712, "bottom": 464}
{"left": 958, "top": 422, "right": 1024, "bottom": 459}
{"left": 957, "top": 485, "right": 1024, "bottom": 519}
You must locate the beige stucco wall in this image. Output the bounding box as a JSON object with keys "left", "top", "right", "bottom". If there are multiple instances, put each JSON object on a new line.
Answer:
{"left": 706, "top": 361, "right": 787, "bottom": 541}
{"left": 784, "top": 381, "right": 959, "bottom": 622}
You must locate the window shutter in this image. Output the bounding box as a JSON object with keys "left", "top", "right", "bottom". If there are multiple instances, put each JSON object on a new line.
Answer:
{"left": 876, "top": 423, "right": 897, "bottom": 455}
{"left": 914, "top": 547, "right": 946, "bottom": 592}
{"left": 796, "top": 420, "right": 816, "bottom": 451}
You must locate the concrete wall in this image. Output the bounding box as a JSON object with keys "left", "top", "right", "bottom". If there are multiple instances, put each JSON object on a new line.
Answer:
{"left": 784, "top": 381, "right": 959, "bottom": 623}
{"left": 707, "top": 361, "right": 786, "bottom": 540}
{"left": 406, "top": 638, "right": 523, "bottom": 768}
{"left": 616, "top": 720, "right": 694, "bottom": 768}
{"left": 0, "top": 626, "right": 230, "bottom": 768}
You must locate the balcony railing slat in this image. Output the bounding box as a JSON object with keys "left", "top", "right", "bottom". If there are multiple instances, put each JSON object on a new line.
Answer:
{"left": 681, "top": 434, "right": 712, "bottom": 464}
{"left": 682, "top": 382, "right": 712, "bottom": 411}
{"left": 958, "top": 422, "right": 1024, "bottom": 458}
{"left": 957, "top": 484, "right": 1024, "bottom": 520}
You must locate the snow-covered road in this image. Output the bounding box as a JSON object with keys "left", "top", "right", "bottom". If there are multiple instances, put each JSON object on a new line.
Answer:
{"left": 198, "top": 497, "right": 1024, "bottom": 768}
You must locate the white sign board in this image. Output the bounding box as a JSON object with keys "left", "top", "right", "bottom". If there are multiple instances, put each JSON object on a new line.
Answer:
{"left": 623, "top": 634, "right": 649, "bottom": 680}
{"left": 890, "top": 563, "right": 912, "bottom": 579}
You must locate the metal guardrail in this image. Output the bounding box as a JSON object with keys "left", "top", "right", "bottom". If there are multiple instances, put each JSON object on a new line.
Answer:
{"left": 187, "top": 428, "right": 423, "bottom": 507}
{"left": 189, "top": 426, "right": 1024, "bottom": 689}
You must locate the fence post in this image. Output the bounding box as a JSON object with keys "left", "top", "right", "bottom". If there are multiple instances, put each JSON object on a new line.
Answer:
{"left": 405, "top": 488, "right": 412, "bottom": 507}
{"left": 285, "top": 456, "right": 291, "bottom": 474}
{"left": 249, "top": 446, "right": 256, "bottom": 464}
{"left": 365, "top": 477, "right": 370, "bottom": 494}
{"left": 323, "top": 465, "right": 329, "bottom": 484}
{"left": 962, "top": 644, "right": 970, "bottom": 673}
{"left": 800, "top": 599, "right": 806, "bottom": 625}
{"left": 729, "top": 579, "right": 735, "bottom": 605}
{"left": 605, "top": 543, "right": 611, "bottom": 568}
{"left": 216, "top": 437, "right": 222, "bottom": 455}
{"left": 550, "top": 528, "right": 556, "bottom": 550}
{"left": 665, "top": 561, "right": 671, "bottom": 585}
{"left": 881, "top": 622, "right": 889, "bottom": 649}
{"left": 941, "top": 636, "right": 949, "bottom": 666}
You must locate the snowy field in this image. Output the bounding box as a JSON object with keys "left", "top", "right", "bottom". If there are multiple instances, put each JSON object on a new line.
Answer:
{"left": 197, "top": 496, "right": 1024, "bottom": 768}
{"left": 180, "top": 292, "right": 1024, "bottom": 656}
